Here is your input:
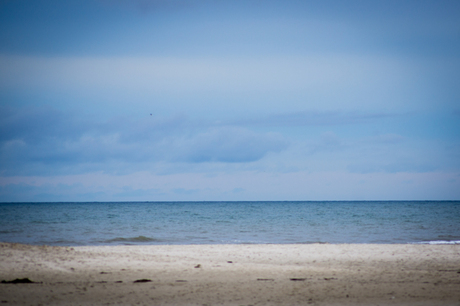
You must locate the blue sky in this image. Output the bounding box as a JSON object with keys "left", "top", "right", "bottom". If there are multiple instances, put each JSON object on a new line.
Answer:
{"left": 1, "top": 0, "right": 459, "bottom": 201}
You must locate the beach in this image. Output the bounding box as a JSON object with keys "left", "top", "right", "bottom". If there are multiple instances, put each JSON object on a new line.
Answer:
{"left": 1, "top": 243, "right": 459, "bottom": 305}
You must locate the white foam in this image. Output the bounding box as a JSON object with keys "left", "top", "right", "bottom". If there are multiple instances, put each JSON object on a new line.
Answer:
{"left": 417, "top": 240, "right": 460, "bottom": 245}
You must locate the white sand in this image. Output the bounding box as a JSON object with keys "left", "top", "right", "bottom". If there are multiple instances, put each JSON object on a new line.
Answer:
{"left": 1, "top": 242, "right": 459, "bottom": 305}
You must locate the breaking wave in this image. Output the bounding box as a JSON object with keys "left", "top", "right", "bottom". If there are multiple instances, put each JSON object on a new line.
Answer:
{"left": 105, "top": 236, "right": 162, "bottom": 244}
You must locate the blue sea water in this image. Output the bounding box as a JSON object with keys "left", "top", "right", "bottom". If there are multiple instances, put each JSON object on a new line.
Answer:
{"left": 0, "top": 201, "right": 459, "bottom": 246}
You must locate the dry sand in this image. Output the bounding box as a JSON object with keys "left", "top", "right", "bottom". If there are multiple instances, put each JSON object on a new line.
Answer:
{"left": 0, "top": 243, "right": 459, "bottom": 305}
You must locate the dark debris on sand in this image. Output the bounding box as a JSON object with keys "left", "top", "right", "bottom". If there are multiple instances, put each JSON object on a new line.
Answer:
{"left": 1, "top": 278, "right": 39, "bottom": 284}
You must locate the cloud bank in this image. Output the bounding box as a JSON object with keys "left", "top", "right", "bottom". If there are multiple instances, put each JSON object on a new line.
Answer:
{"left": 0, "top": 106, "right": 289, "bottom": 176}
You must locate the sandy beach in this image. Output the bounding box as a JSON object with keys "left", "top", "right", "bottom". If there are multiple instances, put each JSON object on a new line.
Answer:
{"left": 1, "top": 243, "right": 459, "bottom": 305}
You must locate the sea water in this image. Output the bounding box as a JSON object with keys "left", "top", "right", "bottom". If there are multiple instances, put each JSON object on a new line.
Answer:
{"left": 0, "top": 201, "right": 459, "bottom": 246}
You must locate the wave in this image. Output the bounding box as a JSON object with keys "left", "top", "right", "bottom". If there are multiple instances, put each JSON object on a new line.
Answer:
{"left": 416, "top": 240, "right": 460, "bottom": 245}
{"left": 104, "top": 235, "right": 163, "bottom": 243}
{"left": 0, "top": 230, "right": 23, "bottom": 234}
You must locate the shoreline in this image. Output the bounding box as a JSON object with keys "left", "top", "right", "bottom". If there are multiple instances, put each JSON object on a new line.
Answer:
{"left": 1, "top": 243, "right": 459, "bottom": 305}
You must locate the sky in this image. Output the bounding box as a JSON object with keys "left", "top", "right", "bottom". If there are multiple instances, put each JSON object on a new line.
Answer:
{"left": 0, "top": 0, "right": 459, "bottom": 201}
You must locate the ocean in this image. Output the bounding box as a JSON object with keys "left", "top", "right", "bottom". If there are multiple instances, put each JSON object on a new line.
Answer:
{"left": 0, "top": 201, "right": 459, "bottom": 246}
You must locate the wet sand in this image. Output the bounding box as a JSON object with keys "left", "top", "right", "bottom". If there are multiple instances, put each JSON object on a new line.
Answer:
{"left": 1, "top": 242, "right": 459, "bottom": 305}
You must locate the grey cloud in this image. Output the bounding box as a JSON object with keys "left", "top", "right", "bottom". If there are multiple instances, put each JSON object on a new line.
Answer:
{"left": 174, "top": 127, "right": 288, "bottom": 163}
{"left": 301, "top": 131, "right": 444, "bottom": 174}
{"left": 172, "top": 188, "right": 199, "bottom": 195}
{"left": 342, "top": 134, "right": 449, "bottom": 174}
{"left": 363, "top": 133, "right": 405, "bottom": 144}
{"left": 0, "top": 182, "right": 108, "bottom": 202}
{"left": 305, "top": 132, "right": 406, "bottom": 156}
{"left": 382, "top": 162, "right": 438, "bottom": 173}
{"left": 0, "top": 106, "right": 289, "bottom": 176}
{"left": 306, "top": 131, "right": 347, "bottom": 155}
{"left": 115, "top": 114, "right": 189, "bottom": 144}
{"left": 347, "top": 161, "right": 438, "bottom": 174}
{"left": 0, "top": 106, "right": 67, "bottom": 143}
{"left": 234, "top": 110, "right": 396, "bottom": 127}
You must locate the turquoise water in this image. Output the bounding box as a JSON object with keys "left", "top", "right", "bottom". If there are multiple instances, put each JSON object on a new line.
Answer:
{"left": 0, "top": 201, "right": 459, "bottom": 246}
